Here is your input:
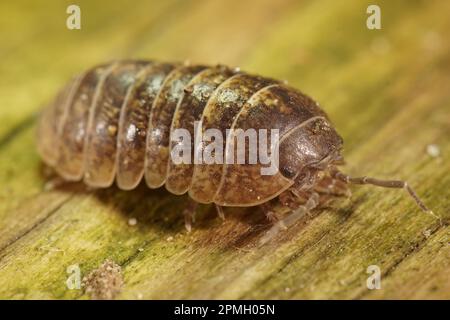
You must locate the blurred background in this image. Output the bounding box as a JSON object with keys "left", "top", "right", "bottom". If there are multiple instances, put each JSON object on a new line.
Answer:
{"left": 0, "top": 0, "right": 449, "bottom": 299}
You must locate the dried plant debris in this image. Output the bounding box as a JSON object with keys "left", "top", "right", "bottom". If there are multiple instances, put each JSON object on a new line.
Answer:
{"left": 82, "top": 259, "right": 124, "bottom": 300}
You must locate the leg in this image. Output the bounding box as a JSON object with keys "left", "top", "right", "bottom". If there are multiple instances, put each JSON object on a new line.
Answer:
{"left": 215, "top": 204, "right": 226, "bottom": 221}
{"left": 261, "top": 201, "right": 291, "bottom": 223}
{"left": 43, "top": 176, "right": 68, "bottom": 191}
{"left": 260, "top": 192, "right": 319, "bottom": 245}
{"left": 41, "top": 165, "right": 68, "bottom": 191}
{"left": 182, "top": 198, "right": 198, "bottom": 232}
{"left": 314, "top": 175, "right": 352, "bottom": 197}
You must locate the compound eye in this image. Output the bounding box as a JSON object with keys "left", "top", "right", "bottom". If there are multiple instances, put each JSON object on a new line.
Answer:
{"left": 280, "top": 166, "right": 296, "bottom": 179}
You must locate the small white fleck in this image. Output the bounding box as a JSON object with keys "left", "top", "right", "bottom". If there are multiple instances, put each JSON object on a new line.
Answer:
{"left": 426, "top": 144, "right": 440, "bottom": 158}
{"left": 128, "top": 218, "right": 137, "bottom": 226}
{"left": 95, "top": 121, "right": 106, "bottom": 134}
{"left": 138, "top": 248, "right": 144, "bottom": 252}
{"left": 218, "top": 88, "right": 239, "bottom": 103}
{"left": 126, "top": 124, "right": 137, "bottom": 141}
{"left": 192, "top": 83, "right": 214, "bottom": 101}
{"left": 146, "top": 75, "right": 164, "bottom": 95}
{"left": 166, "top": 236, "right": 174, "bottom": 242}
{"left": 151, "top": 128, "right": 163, "bottom": 142}
{"left": 74, "top": 123, "right": 85, "bottom": 143}
{"left": 423, "top": 229, "right": 432, "bottom": 238}
{"left": 119, "top": 73, "right": 135, "bottom": 86}
{"left": 44, "top": 181, "right": 55, "bottom": 191}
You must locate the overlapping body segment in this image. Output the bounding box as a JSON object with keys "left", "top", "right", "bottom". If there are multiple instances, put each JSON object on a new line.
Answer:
{"left": 188, "top": 74, "right": 280, "bottom": 203}
{"left": 55, "top": 64, "right": 111, "bottom": 180}
{"left": 37, "top": 75, "right": 82, "bottom": 167}
{"left": 144, "top": 64, "right": 207, "bottom": 188}
{"left": 83, "top": 61, "right": 151, "bottom": 187}
{"left": 116, "top": 62, "right": 177, "bottom": 190}
{"left": 166, "top": 65, "right": 237, "bottom": 195}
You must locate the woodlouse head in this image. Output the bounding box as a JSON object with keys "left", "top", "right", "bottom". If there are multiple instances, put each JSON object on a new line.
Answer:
{"left": 278, "top": 117, "right": 344, "bottom": 181}
{"left": 214, "top": 116, "right": 344, "bottom": 207}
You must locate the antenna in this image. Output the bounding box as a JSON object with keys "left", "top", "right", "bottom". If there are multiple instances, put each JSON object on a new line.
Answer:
{"left": 330, "top": 167, "right": 439, "bottom": 221}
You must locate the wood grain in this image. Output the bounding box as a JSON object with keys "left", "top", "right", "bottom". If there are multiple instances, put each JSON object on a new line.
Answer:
{"left": 0, "top": 0, "right": 448, "bottom": 299}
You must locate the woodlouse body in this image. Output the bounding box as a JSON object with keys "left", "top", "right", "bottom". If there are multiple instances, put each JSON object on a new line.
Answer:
{"left": 38, "top": 60, "right": 343, "bottom": 206}
{"left": 38, "top": 60, "right": 431, "bottom": 238}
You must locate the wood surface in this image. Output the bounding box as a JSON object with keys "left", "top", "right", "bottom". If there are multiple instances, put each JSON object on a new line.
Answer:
{"left": 0, "top": 0, "right": 448, "bottom": 299}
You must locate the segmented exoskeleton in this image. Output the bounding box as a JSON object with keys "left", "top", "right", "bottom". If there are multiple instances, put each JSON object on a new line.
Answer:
{"left": 37, "top": 60, "right": 433, "bottom": 242}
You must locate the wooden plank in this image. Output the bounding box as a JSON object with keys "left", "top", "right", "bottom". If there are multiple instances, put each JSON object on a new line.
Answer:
{"left": 0, "top": 0, "right": 448, "bottom": 299}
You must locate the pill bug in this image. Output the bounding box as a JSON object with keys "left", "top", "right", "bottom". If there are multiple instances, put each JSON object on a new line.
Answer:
{"left": 37, "top": 60, "right": 433, "bottom": 242}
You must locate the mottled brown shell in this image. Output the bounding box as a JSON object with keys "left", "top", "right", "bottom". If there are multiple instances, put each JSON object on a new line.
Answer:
{"left": 37, "top": 60, "right": 343, "bottom": 207}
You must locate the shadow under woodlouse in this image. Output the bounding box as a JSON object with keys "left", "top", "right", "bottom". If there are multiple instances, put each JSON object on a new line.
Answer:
{"left": 40, "top": 166, "right": 260, "bottom": 241}
{"left": 40, "top": 163, "right": 330, "bottom": 250}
